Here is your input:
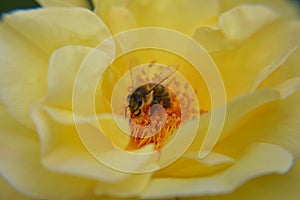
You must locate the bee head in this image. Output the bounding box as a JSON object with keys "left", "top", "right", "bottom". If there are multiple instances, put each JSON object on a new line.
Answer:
{"left": 129, "top": 94, "right": 142, "bottom": 112}
{"left": 128, "top": 87, "right": 148, "bottom": 117}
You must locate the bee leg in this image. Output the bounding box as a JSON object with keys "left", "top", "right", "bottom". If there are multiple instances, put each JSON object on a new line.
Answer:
{"left": 124, "top": 105, "right": 130, "bottom": 119}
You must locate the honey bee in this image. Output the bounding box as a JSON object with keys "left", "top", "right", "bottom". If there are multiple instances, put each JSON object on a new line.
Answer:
{"left": 126, "top": 62, "right": 181, "bottom": 150}
{"left": 128, "top": 82, "right": 171, "bottom": 120}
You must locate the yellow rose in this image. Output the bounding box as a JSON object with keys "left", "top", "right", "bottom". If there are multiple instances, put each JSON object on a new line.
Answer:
{"left": 1, "top": 0, "right": 300, "bottom": 200}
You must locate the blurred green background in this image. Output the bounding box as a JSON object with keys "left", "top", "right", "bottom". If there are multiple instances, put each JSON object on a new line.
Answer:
{"left": 0, "top": 0, "right": 299, "bottom": 17}
{"left": 0, "top": 0, "right": 41, "bottom": 14}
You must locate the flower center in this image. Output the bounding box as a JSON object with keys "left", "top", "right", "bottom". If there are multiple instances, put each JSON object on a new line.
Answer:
{"left": 125, "top": 62, "right": 203, "bottom": 150}
{"left": 128, "top": 87, "right": 181, "bottom": 150}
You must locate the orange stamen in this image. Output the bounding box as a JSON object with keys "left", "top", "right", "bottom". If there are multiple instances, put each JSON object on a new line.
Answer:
{"left": 129, "top": 90, "right": 181, "bottom": 150}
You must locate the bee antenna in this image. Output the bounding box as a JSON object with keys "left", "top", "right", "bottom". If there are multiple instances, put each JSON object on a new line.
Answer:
{"left": 124, "top": 105, "right": 129, "bottom": 118}
{"left": 147, "top": 64, "right": 179, "bottom": 94}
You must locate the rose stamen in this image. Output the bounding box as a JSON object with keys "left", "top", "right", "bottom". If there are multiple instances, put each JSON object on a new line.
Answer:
{"left": 126, "top": 62, "right": 205, "bottom": 150}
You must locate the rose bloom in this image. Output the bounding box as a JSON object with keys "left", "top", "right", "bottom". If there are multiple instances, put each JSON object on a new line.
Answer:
{"left": 1, "top": 0, "right": 300, "bottom": 200}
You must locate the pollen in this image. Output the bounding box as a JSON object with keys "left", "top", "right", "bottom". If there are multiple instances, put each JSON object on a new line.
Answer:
{"left": 129, "top": 90, "right": 181, "bottom": 150}
{"left": 125, "top": 61, "right": 204, "bottom": 151}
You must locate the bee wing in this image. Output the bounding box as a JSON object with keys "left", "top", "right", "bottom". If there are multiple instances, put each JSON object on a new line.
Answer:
{"left": 145, "top": 64, "right": 179, "bottom": 94}
{"left": 155, "top": 64, "right": 179, "bottom": 85}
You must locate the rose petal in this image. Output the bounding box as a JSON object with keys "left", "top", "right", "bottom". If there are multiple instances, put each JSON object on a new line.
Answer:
{"left": 142, "top": 107, "right": 230, "bottom": 176}
{"left": 186, "top": 77, "right": 300, "bottom": 166}
{"left": 94, "top": 173, "right": 152, "bottom": 197}
{"left": 235, "top": 91, "right": 300, "bottom": 157}
{"left": 33, "top": 102, "right": 162, "bottom": 173}
{"left": 218, "top": 5, "right": 279, "bottom": 42}
{"left": 42, "top": 106, "right": 131, "bottom": 149}
{"left": 0, "top": 104, "right": 95, "bottom": 200}
{"left": 3, "top": 7, "right": 110, "bottom": 55}
{"left": 259, "top": 47, "right": 300, "bottom": 88}
{"left": 31, "top": 103, "right": 132, "bottom": 182}
{"left": 214, "top": 78, "right": 300, "bottom": 158}
{"left": 45, "top": 46, "right": 92, "bottom": 109}
{"left": 194, "top": 6, "right": 300, "bottom": 100}
{"left": 105, "top": 6, "right": 137, "bottom": 34}
{"left": 154, "top": 151, "right": 234, "bottom": 178}
{"left": 0, "top": 8, "right": 111, "bottom": 128}
{"left": 273, "top": 77, "right": 300, "bottom": 98}
{"left": 37, "top": 0, "right": 91, "bottom": 8}
{"left": 188, "top": 88, "right": 280, "bottom": 158}
{"left": 141, "top": 143, "right": 293, "bottom": 198}
{"left": 91, "top": 197, "right": 140, "bottom": 200}
{"left": 161, "top": 79, "right": 293, "bottom": 173}
{"left": 193, "top": 26, "right": 236, "bottom": 52}
{"left": 34, "top": 43, "right": 158, "bottom": 174}
{"left": 95, "top": 0, "right": 219, "bottom": 35}
{"left": 184, "top": 151, "right": 234, "bottom": 166}
{"left": 189, "top": 158, "right": 300, "bottom": 200}
{"left": 251, "top": 45, "right": 298, "bottom": 91}
{"left": 213, "top": 88, "right": 280, "bottom": 140}
{"left": 44, "top": 46, "right": 110, "bottom": 110}
{"left": 0, "top": 22, "right": 47, "bottom": 129}
{"left": 0, "top": 177, "right": 33, "bottom": 200}
{"left": 193, "top": 4, "right": 278, "bottom": 51}
{"left": 219, "top": 0, "right": 299, "bottom": 19}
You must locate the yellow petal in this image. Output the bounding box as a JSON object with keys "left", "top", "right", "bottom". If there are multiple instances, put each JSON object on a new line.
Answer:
{"left": 214, "top": 77, "right": 300, "bottom": 158}
{"left": 95, "top": 0, "right": 219, "bottom": 35}
{"left": 106, "top": 6, "right": 137, "bottom": 34}
{"left": 31, "top": 103, "right": 131, "bottom": 182}
{"left": 273, "top": 77, "right": 300, "bottom": 98}
{"left": 251, "top": 45, "right": 298, "bottom": 91}
{"left": 41, "top": 105, "right": 131, "bottom": 149}
{"left": 0, "top": 177, "right": 33, "bottom": 200}
{"left": 203, "top": 19, "right": 300, "bottom": 99}
{"left": 188, "top": 76, "right": 300, "bottom": 163}
{"left": 3, "top": 7, "right": 110, "bottom": 55}
{"left": 184, "top": 151, "right": 234, "bottom": 166}
{"left": 44, "top": 46, "right": 92, "bottom": 110}
{"left": 37, "top": 0, "right": 91, "bottom": 8}
{"left": 219, "top": 0, "right": 299, "bottom": 19}
{"left": 142, "top": 143, "right": 292, "bottom": 198}
{"left": 94, "top": 173, "right": 151, "bottom": 197}
{"left": 91, "top": 196, "right": 140, "bottom": 200}
{"left": 0, "top": 22, "right": 48, "bottom": 129}
{"left": 0, "top": 103, "right": 94, "bottom": 200}
{"left": 218, "top": 5, "right": 279, "bottom": 42}
{"left": 214, "top": 89, "right": 280, "bottom": 140}
{"left": 0, "top": 7, "right": 111, "bottom": 129}
{"left": 243, "top": 88, "right": 300, "bottom": 157}
{"left": 193, "top": 26, "right": 236, "bottom": 52}
{"left": 250, "top": 22, "right": 300, "bottom": 90}
{"left": 154, "top": 150, "right": 234, "bottom": 178}
{"left": 193, "top": 158, "right": 300, "bottom": 200}
{"left": 259, "top": 46, "right": 300, "bottom": 89}
{"left": 188, "top": 88, "right": 280, "bottom": 159}
{"left": 44, "top": 45, "right": 114, "bottom": 112}
{"left": 33, "top": 103, "right": 161, "bottom": 173}
{"left": 158, "top": 81, "right": 298, "bottom": 177}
